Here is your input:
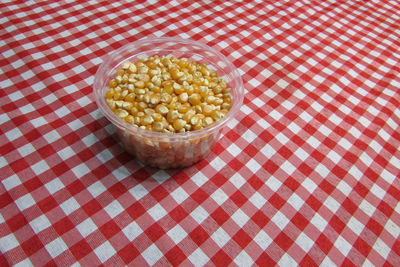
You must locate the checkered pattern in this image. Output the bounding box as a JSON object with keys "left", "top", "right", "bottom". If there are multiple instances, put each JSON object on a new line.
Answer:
{"left": 1, "top": 0, "right": 400, "bottom": 266}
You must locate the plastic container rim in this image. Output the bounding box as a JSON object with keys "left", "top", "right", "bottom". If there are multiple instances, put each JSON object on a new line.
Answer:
{"left": 94, "top": 37, "right": 244, "bottom": 142}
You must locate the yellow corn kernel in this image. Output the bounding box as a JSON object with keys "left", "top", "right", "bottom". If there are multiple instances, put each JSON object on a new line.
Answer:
{"left": 137, "top": 102, "right": 147, "bottom": 111}
{"left": 125, "top": 115, "right": 134, "bottom": 123}
{"left": 163, "top": 81, "right": 174, "bottom": 94}
{"left": 179, "top": 92, "right": 188, "bottom": 103}
{"left": 106, "top": 88, "right": 114, "bottom": 99}
{"left": 170, "top": 68, "right": 184, "bottom": 80}
{"left": 193, "top": 121, "right": 203, "bottom": 130}
{"left": 200, "top": 65, "right": 209, "bottom": 76}
{"left": 121, "top": 89, "right": 129, "bottom": 99}
{"left": 152, "top": 121, "right": 164, "bottom": 132}
{"left": 150, "top": 94, "right": 161, "bottom": 105}
{"left": 135, "top": 80, "right": 145, "bottom": 88}
{"left": 211, "top": 110, "right": 223, "bottom": 121}
{"left": 173, "top": 119, "right": 186, "bottom": 131}
{"left": 214, "top": 98, "right": 223, "bottom": 105}
{"left": 116, "top": 109, "right": 129, "bottom": 118}
{"left": 141, "top": 115, "right": 154, "bottom": 126}
{"left": 177, "top": 104, "right": 190, "bottom": 113}
{"left": 152, "top": 112, "right": 163, "bottom": 122}
{"left": 106, "top": 99, "right": 116, "bottom": 110}
{"left": 124, "top": 93, "right": 136, "bottom": 102}
{"left": 205, "top": 95, "right": 215, "bottom": 104}
{"left": 182, "top": 109, "right": 195, "bottom": 122}
{"left": 144, "top": 108, "right": 155, "bottom": 115}
{"left": 128, "top": 64, "right": 137, "bottom": 74}
{"left": 160, "top": 93, "right": 172, "bottom": 103}
{"left": 178, "top": 58, "right": 188, "bottom": 68}
{"left": 188, "top": 93, "right": 201, "bottom": 105}
{"left": 222, "top": 102, "right": 231, "bottom": 110}
{"left": 122, "top": 101, "right": 133, "bottom": 110}
{"left": 155, "top": 104, "right": 169, "bottom": 115}
{"left": 113, "top": 91, "right": 121, "bottom": 100}
{"left": 173, "top": 82, "right": 185, "bottom": 95}
{"left": 167, "top": 110, "right": 179, "bottom": 123}
{"left": 203, "top": 116, "right": 214, "bottom": 127}
{"left": 130, "top": 107, "right": 138, "bottom": 116}
{"left": 161, "top": 57, "right": 170, "bottom": 67}
{"left": 203, "top": 105, "right": 213, "bottom": 116}
{"left": 116, "top": 69, "right": 125, "bottom": 77}
{"left": 109, "top": 79, "right": 118, "bottom": 88}
{"left": 168, "top": 101, "right": 177, "bottom": 110}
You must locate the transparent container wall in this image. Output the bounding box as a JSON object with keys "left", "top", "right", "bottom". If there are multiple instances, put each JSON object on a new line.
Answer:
{"left": 94, "top": 38, "right": 244, "bottom": 169}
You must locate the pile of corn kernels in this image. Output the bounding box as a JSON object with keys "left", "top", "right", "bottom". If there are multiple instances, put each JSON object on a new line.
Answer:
{"left": 105, "top": 55, "right": 232, "bottom": 133}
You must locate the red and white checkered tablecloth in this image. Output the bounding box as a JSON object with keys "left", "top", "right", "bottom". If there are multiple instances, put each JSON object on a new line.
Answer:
{"left": 1, "top": 0, "right": 400, "bottom": 266}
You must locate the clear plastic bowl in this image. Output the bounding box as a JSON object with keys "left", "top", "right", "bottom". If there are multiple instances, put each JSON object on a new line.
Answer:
{"left": 93, "top": 37, "right": 244, "bottom": 169}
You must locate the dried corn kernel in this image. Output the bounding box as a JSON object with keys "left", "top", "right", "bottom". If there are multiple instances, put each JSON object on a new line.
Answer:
{"left": 105, "top": 56, "right": 232, "bottom": 132}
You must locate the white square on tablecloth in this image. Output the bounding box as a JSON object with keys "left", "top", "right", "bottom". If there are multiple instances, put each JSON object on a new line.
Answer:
{"left": 71, "top": 163, "right": 91, "bottom": 178}
{"left": 76, "top": 218, "right": 97, "bottom": 238}
{"left": 142, "top": 244, "right": 163, "bottom": 266}
{"left": 230, "top": 173, "right": 246, "bottom": 189}
{"left": 323, "top": 196, "right": 340, "bottom": 214}
{"left": 315, "top": 163, "right": 330, "bottom": 178}
{"left": 287, "top": 193, "right": 304, "bottom": 211}
{"left": 271, "top": 211, "right": 290, "bottom": 230}
{"left": 68, "top": 119, "right": 85, "bottom": 131}
{"left": 171, "top": 187, "right": 189, "bottom": 204}
{"left": 210, "top": 156, "right": 225, "bottom": 172}
{"left": 211, "top": 227, "right": 230, "bottom": 248}
{"left": 190, "top": 206, "right": 208, "bottom": 225}
{"left": 231, "top": 209, "right": 250, "bottom": 228}
{"left": 320, "top": 256, "right": 335, "bottom": 267}
{"left": 45, "top": 178, "right": 64, "bottom": 195}
{"left": 278, "top": 253, "right": 296, "bottom": 266}
{"left": 265, "top": 176, "right": 282, "bottom": 192}
{"left": 310, "top": 213, "right": 328, "bottom": 232}
{"left": 188, "top": 248, "right": 209, "bottom": 266}
{"left": 260, "top": 144, "right": 276, "bottom": 159}
{"left": 148, "top": 203, "right": 167, "bottom": 222}
{"left": 30, "top": 117, "right": 47, "bottom": 128}
{"left": 45, "top": 237, "right": 68, "bottom": 258}
{"left": 234, "top": 250, "right": 254, "bottom": 266}
{"left": 104, "top": 200, "right": 124, "bottom": 219}
{"left": 167, "top": 225, "right": 187, "bottom": 244}
{"left": 129, "top": 184, "right": 149, "bottom": 200}
{"left": 15, "top": 193, "right": 35, "bottom": 211}
{"left": 60, "top": 197, "right": 80, "bottom": 215}
{"left": 281, "top": 160, "right": 296, "bottom": 176}
{"left": 2, "top": 174, "right": 21, "bottom": 191}
{"left": 381, "top": 169, "right": 396, "bottom": 184}
{"left": 13, "top": 258, "right": 33, "bottom": 267}
{"left": 0, "top": 233, "right": 19, "bottom": 252}
{"left": 246, "top": 158, "right": 261, "bottom": 173}
{"left": 123, "top": 221, "right": 143, "bottom": 241}
{"left": 191, "top": 172, "right": 208, "bottom": 187}
{"left": 227, "top": 143, "right": 241, "bottom": 157}
{"left": 30, "top": 214, "right": 51, "bottom": 234}
{"left": 211, "top": 188, "right": 229, "bottom": 206}
{"left": 242, "top": 129, "right": 257, "bottom": 143}
{"left": 254, "top": 230, "right": 272, "bottom": 250}
{"left": 16, "top": 143, "right": 35, "bottom": 158}
{"left": 57, "top": 146, "right": 74, "bottom": 161}
{"left": 295, "top": 232, "right": 314, "bottom": 253}
{"left": 94, "top": 241, "right": 116, "bottom": 263}
{"left": 333, "top": 235, "right": 352, "bottom": 257}
{"left": 5, "top": 127, "right": 22, "bottom": 142}
{"left": 249, "top": 192, "right": 267, "bottom": 209}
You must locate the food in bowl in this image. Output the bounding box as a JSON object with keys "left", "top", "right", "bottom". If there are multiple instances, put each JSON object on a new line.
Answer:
{"left": 104, "top": 56, "right": 232, "bottom": 134}
{"left": 94, "top": 38, "right": 243, "bottom": 169}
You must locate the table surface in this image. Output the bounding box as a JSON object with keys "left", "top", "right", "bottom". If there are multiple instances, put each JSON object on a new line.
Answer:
{"left": 1, "top": 0, "right": 400, "bottom": 266}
